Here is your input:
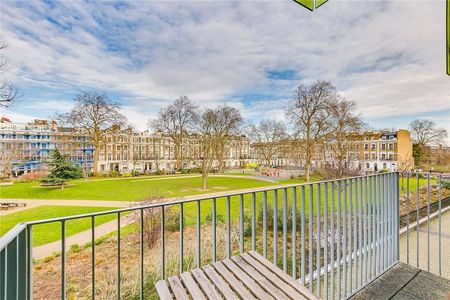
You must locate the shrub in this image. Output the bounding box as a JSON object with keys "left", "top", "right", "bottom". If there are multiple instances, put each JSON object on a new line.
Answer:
{"left": 109, "top": 170, "right": 119, "bottom": 177}
{"left": 257, "top": 203, "right": 301, "bottom": 231}
{"left": 70, "top": 244, "right": 81, "bottom": 253}
{"left": 132, "top": 170, "right": 141, "bottom": 176}
{"left": 205, "top": 213, "right": 225, "bottom": 224}
{"left": 20, "top": 171, "right": 47, "bottom": 181}
{"left": 122, "top": 172, "right": 132, "bottom": 177}
{"left": 153, "top": 170, "right": 164, "bottom": 175}
{"left": 441, "top": 180, "right": 450, "bottom": 189}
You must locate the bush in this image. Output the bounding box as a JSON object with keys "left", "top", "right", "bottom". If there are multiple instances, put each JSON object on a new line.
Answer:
{"left": 153, "top": 170, "right": 164, "bottom": 175}
{"left": 205, "top": 213, "right": 225, "bottom": 224}
{"left": 179, "top": 168, "right": 202, "bottom": 174}
{"left": 257, "top": 203, "right": 300, "bottom": 231}
{"left": 20, "top": 171, "right": 47, "bottom": 181}
{"left": 132, "top": 170, "right": 141, "bottom": 176}
{"left": 441, "top": 180, "right": 450, "bottom": 189}
{"left": 69, "top": 244, "right": 81, "bottom": 254}
{"left": 109, "top": 170, "right": 119, "bottom": 177}
{"left": 411, "top": 172, "right": 426, "bottom": 179}
{"left": 122, "top": 172, "right": 132, "bottom": 177}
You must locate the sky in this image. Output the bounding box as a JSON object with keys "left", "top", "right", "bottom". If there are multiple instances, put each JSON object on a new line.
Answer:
{"left": 1, "top": 0, "right": 449, "bottom": 142}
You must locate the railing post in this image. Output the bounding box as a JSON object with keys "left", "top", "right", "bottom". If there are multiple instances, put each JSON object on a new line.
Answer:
{"left": 396, "top": 172, "right": 400, "bottom": 263}
{"left": 27, "top": 225, "right": 33, "bottom": 300}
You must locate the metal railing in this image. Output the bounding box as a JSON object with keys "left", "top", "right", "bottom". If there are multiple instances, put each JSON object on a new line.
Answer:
{"left": 0, "top": 173, "right": 407, "bottom": 299}
{"left": 399, "top": 172, "right": 447, "bottom": 277}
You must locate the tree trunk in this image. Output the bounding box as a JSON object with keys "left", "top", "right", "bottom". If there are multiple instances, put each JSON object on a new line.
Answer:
{"left": 201, "top": 172, "right": 208, "bottom": 190}
{"left": 305, "top": 161, "right": 310, "bottom": 182}
{"left": 93, "top": 144, "right": 100, "bottom": 174}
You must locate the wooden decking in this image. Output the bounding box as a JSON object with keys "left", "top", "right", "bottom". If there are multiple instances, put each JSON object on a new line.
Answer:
{"left": 156, "top": 251, "right": 319, "bottom": 300}
{"left": 350, "top": 262, "right": 450, "bottom": 300}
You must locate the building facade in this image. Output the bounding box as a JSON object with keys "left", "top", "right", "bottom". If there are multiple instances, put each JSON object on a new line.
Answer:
{"left": 0, "top": 118, "right": 56, "bottom": 175}
{"left": 0, "top": 117, "right": 414, "bottom": 177}
{"left": 250, "top": 130, "right": 414, "bottom": 174}
{"left": 96, "top": 129, "right": 252, "bottom": 174}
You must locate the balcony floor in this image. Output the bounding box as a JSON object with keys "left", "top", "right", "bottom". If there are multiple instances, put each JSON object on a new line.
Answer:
{"left": 349, "top": 262, "right": 450, "bottom": 300}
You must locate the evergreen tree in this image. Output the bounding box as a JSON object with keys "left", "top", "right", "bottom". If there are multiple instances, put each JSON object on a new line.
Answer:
{"left": 41, "top": 149, "right": 82, "bottom": 189}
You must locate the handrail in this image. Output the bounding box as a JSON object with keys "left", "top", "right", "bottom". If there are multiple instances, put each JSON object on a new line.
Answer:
{"left": 25, "top": 172, "right": 391, "bottom": 226}
{"left": 2, "top": 172, "right": 427, "bottom": 300}
{"left": 0, "top": 223, "right": 26, "bottom": 252}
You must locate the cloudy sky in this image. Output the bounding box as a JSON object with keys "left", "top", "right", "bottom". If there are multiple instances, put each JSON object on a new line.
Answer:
{"left": 1, "top": 0, "right": 449, "bottom": 141}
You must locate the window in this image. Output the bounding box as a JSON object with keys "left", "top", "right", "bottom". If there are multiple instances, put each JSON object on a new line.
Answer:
{"left": 364, "top": 144, "right": 369, "bottom": 150}
{"left": 381, "top": 144, "right": 386, "bottom": 150}
{"left": 389, "top": 144, "right": 394, "bottom": 150}
{"left": 366, "top": 163, "right": 370, "bottom": 169}
{"left": 371, "top": 143, "right": 376, "bottom": 150}
{"left": 371, "top": 153, "right": 376, "bottom": 159}
{"left": 389, "top": 154, "right": 394, "bottom": 160}
{"left": 381, "top": 154, "right": 386, "bottom": 160}
{"left": 364, "top": 153, "right": 369, "bottom": 160}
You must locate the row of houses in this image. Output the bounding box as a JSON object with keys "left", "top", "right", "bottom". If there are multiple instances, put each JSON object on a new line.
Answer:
{"left": 0, "top": 117, "right": 414, "bottom": 176}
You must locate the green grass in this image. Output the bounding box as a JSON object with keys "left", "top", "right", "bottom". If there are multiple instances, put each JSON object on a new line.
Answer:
{"left": 0, "top": 175, "right": 276, "bottom": 201}
{"left": 0, "top": 206, "right": 118, "bottom": 246}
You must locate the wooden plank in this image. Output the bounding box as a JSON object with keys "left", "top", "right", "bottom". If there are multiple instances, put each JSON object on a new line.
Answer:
{"left": 247, "top": 251, "right": 320, "bottom": 300}
{"left": 221, "top": 259, "right": 274, "bottom": 300}
{"left": 155, "top": 280, "right": 173, "bottom": 300}
{"left": 203, "top": 265, "right": 239, "bottom": 300}
{"left": 191, "top": 268, "right": 223, "bottom": 300}
{"left": 236, "top": 253, "right": 305, "bottom": 299}
{"left": 231, "top": 256, "right": 290, "bottom": 300}
{"left": 202, "top": 265, "right": 238, "bottom": 300}
{"left": 212, "top": 261, "right": 257, "bottom": 300}
{"left": 180, "top": 272, "right": 207, "bottom": 300}
{"left": 168, "top": 276, "right": 189, "bottom": 300}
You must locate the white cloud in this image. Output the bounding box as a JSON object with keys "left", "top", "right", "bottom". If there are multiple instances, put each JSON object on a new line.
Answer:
{"left": 1, "top": 0, "right": 449, "bottom": 141}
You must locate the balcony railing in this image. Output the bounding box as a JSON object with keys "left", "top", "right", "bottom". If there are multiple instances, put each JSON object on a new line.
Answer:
{"left": 0, "top": 172, "right": 446, "bottom": 299}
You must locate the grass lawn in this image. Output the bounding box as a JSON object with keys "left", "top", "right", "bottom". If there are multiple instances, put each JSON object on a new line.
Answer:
{"left": 0, "top": 206, "right": 118, "bottom": 246}
{"left": 0, "top": 175, "right": 276, "bottom": 201}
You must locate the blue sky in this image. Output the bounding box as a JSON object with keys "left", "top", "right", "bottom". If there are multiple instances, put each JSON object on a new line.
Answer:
{"left": 1, "top": 0, "right": 449, "bottom": 142}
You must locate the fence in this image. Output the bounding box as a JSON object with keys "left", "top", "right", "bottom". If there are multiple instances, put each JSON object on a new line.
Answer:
{"left": 0, "top": 172, "right": 416, "bottom": 299}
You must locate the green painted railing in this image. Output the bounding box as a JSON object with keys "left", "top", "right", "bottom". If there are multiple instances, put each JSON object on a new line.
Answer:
{"left": 0, "top": 173, "right": 406, "bottom": 300}
{"left": 0, "top": 223, "right": 28, "bottom": 300}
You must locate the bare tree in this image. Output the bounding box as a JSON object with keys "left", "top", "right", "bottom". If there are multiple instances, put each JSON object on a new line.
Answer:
{"left": 249, "top": 119, "right": 287, "bottom": 167}
{"left": 61, "top": 92, "right": 127, "bottom": 173}
{"left": 409, "top": 119, "right": 448, "bottom": 147}
{"left": 0, "top": 38, "right": 19, "bottom": 106}
{"left": 326, "top": 98, "right": 365, "bottom": 178}
{"left": 0, "top": 143, "right": 22, "bottom": 178}
{"left": 397, "top": 153, "right": 414, "bottom": 190}
{"left": 409, "top": 119, "right": 448, "bottom": 166}
{"left": 286, "top": 81, "right": 336, "bottom": 181}
{"left": 150, "top": 96, "right": 198, "bottom": 170}
{"left": 210, "top": 105, "right": 243, "bottom": 172}
{"left": 197, "top": 108, "right": 216, "bottom": 189}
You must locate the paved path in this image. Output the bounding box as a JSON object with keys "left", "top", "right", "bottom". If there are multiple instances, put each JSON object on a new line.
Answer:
{"left": 32, "top": 212, "right": 136, "bottom": 259}
{"left": 14, "top": 181, "right": 300, "bottom": 259}
{"left": 0, "top": 199, "right": 131, "bottom": 216}
{"left": 399, "top": 208, "right": 450, "bottom": 279}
